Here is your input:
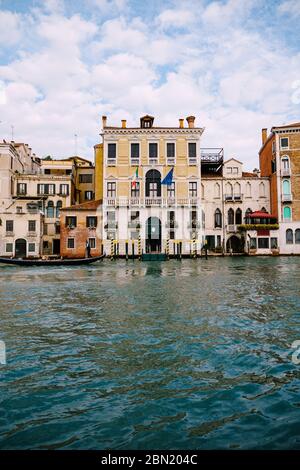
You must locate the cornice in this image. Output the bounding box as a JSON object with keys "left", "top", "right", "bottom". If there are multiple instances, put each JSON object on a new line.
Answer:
{"left": 101, "top": 128, "right": 204, "bottom": 138}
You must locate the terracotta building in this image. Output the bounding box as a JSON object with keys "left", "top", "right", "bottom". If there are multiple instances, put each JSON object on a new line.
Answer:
{"left": 60, "top": 200, "right": 102, "bottom": 258}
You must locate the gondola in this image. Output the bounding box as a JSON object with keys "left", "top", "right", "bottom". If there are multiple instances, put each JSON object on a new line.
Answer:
{"left": 0, "top": 255, "right": 104, "bottom": 267}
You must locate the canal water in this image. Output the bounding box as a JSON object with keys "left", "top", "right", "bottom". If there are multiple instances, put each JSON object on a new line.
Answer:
{"left": 0, "top": 257, "right": 299, "bottom": 449}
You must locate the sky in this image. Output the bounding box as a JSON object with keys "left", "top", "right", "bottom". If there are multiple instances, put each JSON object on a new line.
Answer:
{"left": 0, "top": 0, "right": 299, "bottom": 170}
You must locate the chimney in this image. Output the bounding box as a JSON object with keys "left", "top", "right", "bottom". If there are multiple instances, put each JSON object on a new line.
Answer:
{"left": 186, "top": 116, "right": 195, "bottom": 128}
{"left": 179, "top": 118, "right": 184, "bottom": 128}
{"left": 262, "top": 128, "right": 267, "bottom": 145}
{"left": 102, "top": 115, "right": 107, "bottom": 128}
{"left": 121, "top": 119, "right": 127, "bottom": 128}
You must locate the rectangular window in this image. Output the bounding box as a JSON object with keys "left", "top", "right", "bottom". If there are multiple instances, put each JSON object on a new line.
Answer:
{"left": 60, "top": 184, "right": 69, "bottom": 195}
{"left": 88, "top": 238, "right": 96, "bottom": 249}
{"left": 167, "top": 182, "right": 175, "bottom": 198}
{"left": 44, "top": 169, "right": 51, "bottom": 175}
{"left": 28, "top": 220, "right": 36, "bottom": 232}
{"left": 55, "top": 224, "right": 60, "bottom": 234}
{"left": 258, "top": 238, "right": 269, "bottom": 249}
{"left": 85, "top": 191, "right": 94, "bottom": 200}
{"left": 167, "top": 210, "right": 175, "bottom": 228}
{"left": 190, "top": 209, "right": 197, "bottom": 228}
{"left": 28, "top": 243, "right": 35, "bottom": 252}
{"left": 167, "top": 143, "right": 175, "bottom": 162}
{"left": 79, "top": 174, "right": 93, "bottom": 183}
{"left": 107, "top": 143, "right": 117, "bottom": 162}
{"left": 6, "top": 243, "right": 13, "bottom": 253}
{"left": 17, "top": 183, "right": 27, "bottom": 195}
{"left": 67, "top": 238, "right": 75, "bottom": 249}
{"left": 131, "top": 181, "right": 140, "bottom": 197}
{"left": 188, "top": 143, "right": 197, "bottom": 163}
{"left": 189, "top": 182, "right": 197, "bottom": 197}
{"left": 107, "top": 182, "right": 116, "bottom": 198}
{"left": 6, "top": 220, "right": 13, "bottom": 232}
{"left": 48, "top": 184, "right": 55, "bottom": 195}
{"left": 37, "top": 184, "right": 55, "bottom": 195}
{"left": 232, "top": 167, "right": 238, "bottom": 174}
{"left": 16, "top": 206, "right": 23, "bottom": 214}
{"left": 131, "top": 143, "right": 140, "bottom": 164}
{"left": 86, "top": 216, "right": 97, "bottom": 228}
{"left": 280, "top": 137, "right": 289, "bottom": 149}
{"left": 131, "top": 231, "right": 139, "bottom": 240}
{"left": 149, "top": 143, "right": 158, "bottom": 162}
{"left": 130, "top": 210, "right": 140, "bottom": 222}
{"left": 106, "top": 211, "right": 116, "bottom": 229}
{"left": 65, "top": 216, "right": 77, "bottom": 228}
{"left": 227, "top": 167, "right": 232, "bottom": 174}
{"left": 250, "top": 238, "right": 257, "bottom": 249}
{"left": 271, "top": 237, "right": 278, "bottom": 249}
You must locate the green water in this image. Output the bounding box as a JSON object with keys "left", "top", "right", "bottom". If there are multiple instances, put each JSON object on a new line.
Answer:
{"left": 0, "top": 257, "right": 299, "bottom": 449}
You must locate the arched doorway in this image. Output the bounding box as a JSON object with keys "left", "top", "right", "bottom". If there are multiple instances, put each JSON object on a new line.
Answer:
{"left": 226, "top": 235, "right": 244, "bottom": 253}
{"left": 145, "top": 169, "right": 161, "bottom": 198}
{"left": 15, "top": 239, "right": 27, "bottom": 258}
{"left": 146, "top": 217, "right": 161, "bottom": 253}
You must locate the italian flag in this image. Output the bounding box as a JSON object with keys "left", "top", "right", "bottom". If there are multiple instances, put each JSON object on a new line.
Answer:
{"left": 131, "top": 167, "right": 139, "bottom": 189}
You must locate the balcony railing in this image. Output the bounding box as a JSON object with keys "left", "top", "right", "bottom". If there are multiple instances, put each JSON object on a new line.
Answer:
{"left": 282, "top": 194, "right": 293, "bottom": 202}
{"left": 128, "top": 221, "right": 141, "bottom": 229}
{"left": 165, "top": 221, "right": 178, "bottom": 228}
{"left": 227, "top": 224, "right": 237, "bottom": 233}
{"left": 27, "top": 232, "right": 37, "bottom": 237}
{"left": 282, "top": 168, "right": 291, "bottom": 177}
{"left": 5, "top": 231, "right": 14, "bottom": 237}
{"left": 187, "top": 221, "right": 200, "bottom": 229}
{"left": 201, "top": 148, "right": 224, "bottom": 163}
{"left": 225, "top": 194, "right": 243, "bottom": 201}
{"left": 104, "top": 197, "right": 200, "bottom": 207}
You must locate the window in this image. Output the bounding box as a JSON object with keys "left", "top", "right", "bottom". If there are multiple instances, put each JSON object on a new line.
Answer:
{"left": 6, "top": 220, "right": 13, "bottom": 232}
{"left": 16, "top": 206, "right": 23, "bottom": 214}
{"left": 214, "top": 209, "right": 222, "bottom": 228}
{"left": 245, "top": 208, "right": 252, "bottom": 222}
{"left": 283, "top": 206, "right": 291, "bottom": 221}
{"left": 37, "top": 184, "right": 55, "bottom": 195}
{"left": 86, "top": 216, "right": 97, "bottom": 228}
{"left": 28, "top": 220, "right": 36, "bottom": 232}
{"left": 131, "top": 143, "right": 140, "bottom": 164}
{"left": 188, "top": 142, "right": 197, "bottom": 163}
{"left": 214, "top": 183, "right": 220, "bottom": 198}
{"left": 232, "top": 167, "right": 238, "bottom": 174}
{"left": 225, "top": 182, "right": 233, "bottom": 199}
{"left": 149, "top": 143, "right": 158, "bottom": 162}
{"left": 234, "top": 182, "right": 241, "bottom": 198}
{"left": 167, "top": 211, "right": 175, "bottom": 228}
{"left": 60, "top": 184, "right": 69, "bottom": 195}
{"left": 283, "top": 179, "right": 291, "bottom": 195}
{"left": 167, "top": 182, "right": 175, "bottom": 198}
{"left": 228, "top": 208, "right": 234, "bottom": 225}
{"left": 107, "top": 143, "right": 116, "bottom": 163}
{"left": 130, "top": 211, "right": 140, "bottom": 227}
{"left": 259, "top": 182, "right": 265, "bottom": 197}
{"left": 227, "top": 167, "right": 232, "bottom": 174}
{"left": 28, "top": 243, "right": 35, "bottom": 252}
{"left": 271, "top": 159, "right": 276, "bottom": 173}
{"left": 88, "top": 238, "right": 96, "bottom": 249}
{"left": 79, "top": 174, "right": 93, "bottom": 183}
{"left": 190, "top": 209, "right": 198, "bottom": 228}
{"left": 280, "top": 137, "right": 289, "bottom": 149}
{"left": 44, "top": 169, "right": 51, "bottom": 175}
{"left": 250, "top": 238, "right": 257, "bottom": 249}
{"left": 131, "top": 181, "right": 140, "bottom": 198}
{"left": 85, "top": 191, "right": 94, "bottom": 200}
{"left": 46, "top": 201, "right": 54, "bottom": 218}
{"left": 106, "top": 211, "right": 116, "bottom": 230}
{"left": 189, "top": 182, "right": 197, "bottom": 197}
{"left": 17, "top": 183, "right": 27, "bottom": 195}
{"left": 66, "top": 216, "right": 77, "bottom": 228}
{"left": 107, "top": 181, "right": 116, "bottom": 198}
{"left": 55, "top": 224, "right": 60, "bottom": 234}
{"left": 166, "top": 142, "right": 175, "bottom": 163}
{"left": 145, "top": 169, "right": 161, "bottom": 197}
{"left": 66, "top": 169, "right": 72, "bottom": 175}
{"left": 258, "top": 238, "right": 269, "bottom": 249}
{"left": 271, "top": 238, "right": 278, "bottom": 249}
{"left": 282, "top": 156, "right": 290, "bottom": 169}
{"left": 149, "top": 182, "right": 158, "bottom": 197}
{"left": 67, "top": 238, "right": 75, "bottom": 249}
{"left": 202, "top": 210, "right": 205, "bottom": 229}
{"left": 246, "top": 182, "right": 251, "bottom": 197}
{"left": 295, "top": 229, "right": 300, "bottom": 244}
{"left": 286, "top": 229, "right": 293, "bottom": 244}
{"left": 235, "top": 208, "right": 242, "bottom": 225}
{"left": 6, "top": 243, "right": 13, "bottom": 253}
{"left": 56, "top": 200, "right": 62, "bottom": 218}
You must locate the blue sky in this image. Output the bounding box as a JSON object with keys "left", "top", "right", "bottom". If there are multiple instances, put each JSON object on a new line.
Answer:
{"left": 0, "top": 0, "right": 299, "bottom": 169}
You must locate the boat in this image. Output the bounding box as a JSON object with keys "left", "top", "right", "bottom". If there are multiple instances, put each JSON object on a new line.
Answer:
{"left": 0, "top": 255, "right": 104, "bottom": 267}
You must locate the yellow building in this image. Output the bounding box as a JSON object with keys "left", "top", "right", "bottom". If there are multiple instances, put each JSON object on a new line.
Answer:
{"left": 98, "top": 114, "right": 204, "bottom": 256}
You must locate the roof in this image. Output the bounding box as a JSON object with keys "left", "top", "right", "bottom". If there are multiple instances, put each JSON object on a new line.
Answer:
{"left": 249, "top": 211, "right": 277, "bottom": 219}
{"left": 224, "top": 157, "right": 243, "bottom": 165}
{"left": 61, "top": 199, "right": 102, "bottom": 211}
{"left": 242, "top": 172, "right": 258, "bottom": 178}
{"left": 272, "top": 122, "right": 300, "bottom": 131}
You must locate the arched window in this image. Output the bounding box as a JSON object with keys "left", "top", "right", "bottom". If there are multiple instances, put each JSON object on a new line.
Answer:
{"left": 228, "top": 208, "right": 234, "bottom": 225}
{"left": 214, "top": 182, "right": 220, "bottom": 198}
{"left": 245, "top": 208, "right": 252, "bottom": 223}
{"left": 234, "top": 182, "right": 241, "bottom": 196}
{"left": 225, "top": 182, "right": 233, "bottom": 198}
{"left": 282, "top": 156, "right": 290, "bottom": 170}
{"left": 235, "top": 208, "right": 242, "bottom": 225}
{"left": 286, "top": 229, "right": 293, "bottom": 244}
{"left": 215, "top": 209, "right": 222, "bottom": 228}
{"left": 259, "top": 182, "right": 265, "bottom": 197}
{"left": 283, "top": 206, "right": 291, "bottom": 221}
{"left": 295, "top": 229, "right": 300, "bottom": 244}
{"left": 56, "top": 200, "right": 62, "bottom": 218}
{"left": 46, "top": 201, "right": 54, "bottom": 218}
{"left": 261, "top": 207, "right": 267, "bottom": 212}
{"left": 145, "top": 169, "right": 161, "bottom": 197}
{"left": 283, "top": 179, "right": 291, "bottom": 195}
{"left": 246, "top": 182, "right": 251, "bottom": 197}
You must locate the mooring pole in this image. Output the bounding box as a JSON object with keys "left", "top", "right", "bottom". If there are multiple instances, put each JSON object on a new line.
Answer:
{"left": 110, "top": 238, "right": 114, "bottom": 261}
{"left": 125, "top": 240, "right": 128, "bottom": 261}
{"left": 132, "top": 240, "right": 135, "bottom": 260}
{"left": 138, "top": 236, "right": 141, "bottom": 261}
{"left": 166, "top": 238, "right": 170, "bottom": 260}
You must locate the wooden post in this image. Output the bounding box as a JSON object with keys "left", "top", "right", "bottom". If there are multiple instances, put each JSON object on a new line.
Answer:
{"left": 110, "top": 238, "right": 114, "bottom": 261}
{"left": 166, "top": 237, "right": 170, "bottom": 260}
{"left": 138, "top": 236, "right": 141, "bottom": 260}
{"left": 179, "top": 241, "right": 182, "bottom": 260}
{"left": 193, "top": 234, "right": 196, "bottom": 259}
{"left": 132, "top": 240, "right": 135, "bottom": 260}
{"left": 125, "top": 240, "right": 128, "bottom": 261}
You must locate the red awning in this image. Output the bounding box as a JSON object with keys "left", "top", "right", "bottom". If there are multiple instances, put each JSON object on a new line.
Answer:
{"left": 249, "top": 211, "right": 277, "bottom": 219}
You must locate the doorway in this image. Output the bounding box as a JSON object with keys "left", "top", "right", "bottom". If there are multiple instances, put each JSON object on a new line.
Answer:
{"left": 146, "top": 217, "right": 161, "bottom": 253}
{"left": 15, "top": 239, "right": 27, "bottom": 258}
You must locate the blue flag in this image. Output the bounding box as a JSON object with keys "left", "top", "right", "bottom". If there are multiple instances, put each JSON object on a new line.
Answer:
{"left": 161, "top": 167, "right": 174, "bottom": 185}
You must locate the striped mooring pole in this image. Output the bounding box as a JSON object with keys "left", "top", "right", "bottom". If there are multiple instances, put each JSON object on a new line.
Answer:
{"left": 166, "top": 238, "right": 170, "bottom": 260}
{"left": 138, "top": 236, "right": 141, "bottom": 260}
{"left": 110, "top": 238, "right": 114, "bottom": 260}
{"left": 193, "top": 235, "right": 197, "bottom": 259}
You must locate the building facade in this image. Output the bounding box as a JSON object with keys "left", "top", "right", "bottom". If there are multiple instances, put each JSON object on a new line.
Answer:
{"left": 100, "top": 115, "right": 204, "bottom": 256}
{"left": 259, "top": 123, "right": 300, "bottom": 254}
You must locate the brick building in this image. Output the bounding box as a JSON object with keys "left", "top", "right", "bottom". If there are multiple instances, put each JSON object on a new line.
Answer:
{"left": 60, "top": 200, "right": 102, "bottom": 258}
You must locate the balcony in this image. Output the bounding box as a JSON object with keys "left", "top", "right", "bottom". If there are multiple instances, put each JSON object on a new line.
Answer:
{"left": 225, "top": 194, "right": 243, "bottom": 202}
{"left": 5, "top": 231, "right": 14, "bottom": 237}
{"left": 149, "top": 158, "right": 158, "bottom": 165}
{"left": 128, "top": 221, "right": 141, "bottom": 229}
{"left": 104, "top": 222, "right": 118, "bottom": 229}
{"left": 104, "top": 198, "right": 200, "bottom": 208}
{"left": 282, "top": 168, "right": 291, "bottom": 177}
{"left": 130, "top": 158, "right": 139, "bottom": 166}
{"left": 107, "top": 158, "right": 116, "bottom": 166}
{"left": 165, "top": 221, "right": 178, "bottom": 228}
{"left": 167, "top": 158, "right": 175, "bottom": 166}
{"left": 227, "top": 224, "right": 237, "bottom": 233}
{"left": 187, "top": 221, "right": 200, "bottom": 229}
{"left": 282, "top": 194, "right": 293, "bottom": 202}
{"left": 189, "top": 158, "right": 197, "bottom": 166}
{"left": 27, "top": 232, "right": 37, "bottom": 237}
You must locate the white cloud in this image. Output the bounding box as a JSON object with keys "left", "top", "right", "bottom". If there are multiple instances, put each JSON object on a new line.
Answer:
{"left": 0, "top": 10, "right": 22, "bottom": 46}
{"left": 278, "top": 0, "right": 300, "bottom": 17}
{"left": 157, "top": 8, "right": 196, "bottom": 29}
